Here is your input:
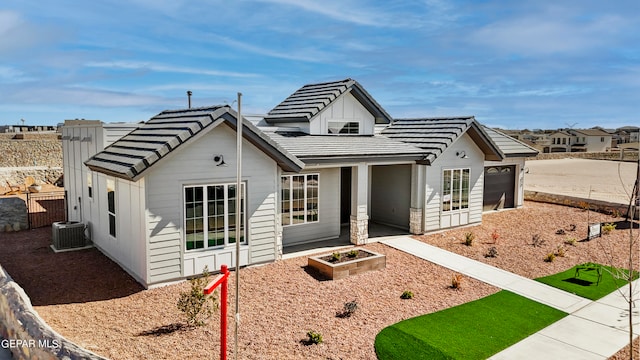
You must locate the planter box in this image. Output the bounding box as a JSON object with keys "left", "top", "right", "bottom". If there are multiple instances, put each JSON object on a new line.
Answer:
{"left": 308, "top": 249, "right": 386, "bottom": 280}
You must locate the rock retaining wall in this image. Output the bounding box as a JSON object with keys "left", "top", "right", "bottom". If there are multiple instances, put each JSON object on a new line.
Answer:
{"left": 0, "top": 133, "right": 62, "bottom": 168}
{"left": 525, "top": 190, "right": 639, "bottom": 219}
{"left": 0, "top": 197, "right": 27, "bottom": 232}
{"left": 0, "top": 265, "right": 108, "bottom": 360}
{"left": 533, "top": 151, "right": 639, "bottom": 162}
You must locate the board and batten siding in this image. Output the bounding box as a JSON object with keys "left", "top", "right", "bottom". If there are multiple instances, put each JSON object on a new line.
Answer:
{"left": 424, "top": 133, "right": 485, "bottom": 232}
{"left": 144, "top": 123, "right": 279, "bottom": 283}
{"left": 370, "top": 164, "right": 411, "bottom": 229}
{"left": 309, "top": 92, "right": 375, "bottom": 135}
{"left": 281, "top": 167, "right": 340, "bottom": 246}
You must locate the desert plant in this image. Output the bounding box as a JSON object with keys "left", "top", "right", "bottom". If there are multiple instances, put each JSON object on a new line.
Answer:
{"left": 555, "top": 229, "right": 566, "bottom": 235}
{"left": 400, "top": 290, "right": 414, "bottom": 299}
{"left": 347, "top": 249, "right": 358, "bottom": 258}
{"left": 544, "top": 253, "right": 556, "bottom": 263}
{"left": 463, "top": 232, "right": 475, "bottom": 246}
{"left": 568, "top": 224, "right": 577, "bottom": 232}
{"left": 579, "top": 201, "right": 590, "bottom": 211}
{"left": 176, "top": 266, "right": 218, "bottom": 326}
{"left": 306, "top": 330, "right": 323, "bottom": 345}
{"left": 555, "top": 245, "right": 566, "bottom": 257}
{"left": 485, "top": 246, "right": 498, "bottom": 258}
{"left": 451, "top": 274, "right": 463, "bottom": 289}
{"left": 490, "top": 229, "right": 500, "bottom": 244}
{"left": 564, "top": 237, "right": 577, "bottom": 246}
{"left": 531, "top": 234, "right": 546, "bottom": 247}
{"left": 602, "top": 222, "right": 617, "bottom": 235}
{"left": 336, "top": 300, "right": 358, "bottom": 318}
{"left": 331, "top": 252, "right": 342, "bottom": 262}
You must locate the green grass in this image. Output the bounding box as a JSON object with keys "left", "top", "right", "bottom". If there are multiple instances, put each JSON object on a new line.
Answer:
{"left": 375, "top": 291, "right": 567, "bottom": 360}
{"left": 535, "top": 264, "right": 638, "bottom": 301}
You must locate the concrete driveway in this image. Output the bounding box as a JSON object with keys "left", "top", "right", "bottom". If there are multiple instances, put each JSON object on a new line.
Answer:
{"left": 524, "top": 158, "right": 638, "bottom": 205}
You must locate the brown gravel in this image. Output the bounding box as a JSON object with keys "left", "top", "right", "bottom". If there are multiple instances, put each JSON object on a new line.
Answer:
{"left": 1, "top": 200, "right": 639, "bottom": 359}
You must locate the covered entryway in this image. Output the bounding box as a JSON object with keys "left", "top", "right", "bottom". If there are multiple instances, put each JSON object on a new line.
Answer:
{"left": 483, "top": 165, "right": 515, "bottom": 211}
{"left": 370, "top": 164, "right": 411, "bottom": 230}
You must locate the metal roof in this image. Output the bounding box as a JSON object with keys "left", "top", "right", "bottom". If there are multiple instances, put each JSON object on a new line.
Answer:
{"left": 482, "top": 126, "right": 539, "bottom": 158}
{"left": 264, "top": 78, "right": 393, "bottom": 124}
{"left": 85, "top": 106, "right": 303, "bottom": 181}
{"left": 264, "top": 131, "right": 427, "bottom": 164}
{"left": 381, "top": 117, "right": 504, "bottom": 164}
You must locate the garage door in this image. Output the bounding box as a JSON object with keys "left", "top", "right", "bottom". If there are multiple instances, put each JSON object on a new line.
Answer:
{"left": 483, "top": 165, "right": 515, "bottom": 211}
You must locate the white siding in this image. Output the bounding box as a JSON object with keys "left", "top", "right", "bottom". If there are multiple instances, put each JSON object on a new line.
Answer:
{"left": 281, "top": 168, "right": 340, "bottom": 246}
{"left": 309, "top": 92, "right": 375, "bottom": 135}
{"left": 144, "top": 123, "right": 279, "bottom": 283}
{"left": 424, "top": 133, "right": 485, "bottom": 231}
{"left": 371, "top": 164, "right": 411, "bottom": 229}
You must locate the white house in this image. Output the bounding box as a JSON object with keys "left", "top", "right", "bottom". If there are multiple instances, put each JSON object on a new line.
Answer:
{"left": 549, "top": 129, "right": 612, "bottom": 152}
{"left": 63, "top": 78, "right": 537, "bottom": 288}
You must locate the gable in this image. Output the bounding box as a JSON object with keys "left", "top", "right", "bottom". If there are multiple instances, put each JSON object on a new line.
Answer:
{"left": 309, "top": 92, "right": 376, "bottom": 135}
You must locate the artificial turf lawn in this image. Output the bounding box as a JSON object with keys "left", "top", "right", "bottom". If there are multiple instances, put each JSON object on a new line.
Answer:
{"left": 535, "top": 264, "right": 638, "bottom": 301}
{"left": 374, "top": 290, "right": 567, "bottom": 360}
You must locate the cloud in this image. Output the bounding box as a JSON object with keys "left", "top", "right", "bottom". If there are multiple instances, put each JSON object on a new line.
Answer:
{"left": 84, "top": 61, "right": 260, "bottom": 78}
{"left": 0, "top": 10, "right": 59, "bottom": 54}
{"left": 0, "top": 66, "right": 32, "bottom": 83}
{"left": 254, "top": 0, "right": 390, "bottom": 27}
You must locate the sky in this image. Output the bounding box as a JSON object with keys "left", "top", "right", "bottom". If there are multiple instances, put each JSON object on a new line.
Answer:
{"left": 1, "top": 1, "right": 639, "bottom": 130}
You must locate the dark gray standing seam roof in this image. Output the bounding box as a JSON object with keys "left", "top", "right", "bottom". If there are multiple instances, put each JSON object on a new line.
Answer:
{"left": 263, "top": 131, "right": 427, "bottom": 164}
{"left": 381, "top": 117, "right": 504, "bottom": 164}
{"left": 482, "top": 126, "right": 539, "bottom": 158}
{"left": 264, "top": 78, "right": 393, "bottom": 124}
{"left": 85, "top": 106, "right": 304, "bottom": 181}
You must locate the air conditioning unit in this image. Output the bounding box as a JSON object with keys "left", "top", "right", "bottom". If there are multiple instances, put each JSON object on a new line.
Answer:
{"left": 52, "top": 221, "right": 86, "bottom": 250}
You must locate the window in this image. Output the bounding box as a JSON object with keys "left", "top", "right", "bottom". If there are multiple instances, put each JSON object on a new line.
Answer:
{"left": 328, "top": 121, "right": 359, "bottom": 134}
{"left": 87, "top": 172, "right": 93, "bottom": 199}
{"left": 442, "top": 169, "right": 470, "bottom": 212}
{"left": 184, "top": 183, "right": 246, "bottom": 251}
{"left": 601, "top": 137, "right": 605, "bottom": 142}
{"left": 107, "top": 178, "right": 116, "bottom": 237}
{"left": 281, "top": 174, "right": 319, "bottom": 226}
{"left": 562, "top": 138, "right": 566, "bottom": 145}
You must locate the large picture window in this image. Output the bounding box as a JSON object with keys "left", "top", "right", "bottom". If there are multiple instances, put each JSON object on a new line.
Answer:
{"left": 107, "top": 178, "right": 116, "bottom": 237}
{"left": 184, "top": 183, "right": 246, "bottom": 251}
{"left": 442, "top": 169, "right": 470, "bottom": 212}
{"left": 281, "top": 174, "right": 319, "bottom": 226}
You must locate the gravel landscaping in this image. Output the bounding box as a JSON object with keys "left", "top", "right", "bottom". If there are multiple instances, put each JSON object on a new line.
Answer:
{"left": 1, "top": 201, "right": 639, "bottom": 359}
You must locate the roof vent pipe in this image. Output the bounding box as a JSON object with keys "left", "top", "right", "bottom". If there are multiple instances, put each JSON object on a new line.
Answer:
{"left": 187, "top": 90, "right": 192, "bottom": 108}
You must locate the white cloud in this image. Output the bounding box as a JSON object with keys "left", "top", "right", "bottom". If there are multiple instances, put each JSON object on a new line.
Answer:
{"left": 84, "top": 61, "right": 260, "bottom": 78}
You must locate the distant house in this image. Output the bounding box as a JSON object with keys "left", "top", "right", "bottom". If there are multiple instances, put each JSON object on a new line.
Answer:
{"left": 63, "top": 78, "right": 537, "bottom": 288}
{"left": 548, "top": 129, "right": 612, "bottom": 152}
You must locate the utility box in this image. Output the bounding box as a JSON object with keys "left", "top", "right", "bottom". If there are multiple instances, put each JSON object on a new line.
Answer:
{"left": 52, "top": 221, "right": 86, "bottom": 250}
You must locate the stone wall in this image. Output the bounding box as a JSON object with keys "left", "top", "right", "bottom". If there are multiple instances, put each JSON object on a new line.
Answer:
{"left": 0, "top": 167, "right": 63, "bottom": 188}
{"left": 0, "top": 197, "right": 27, "bottom": 232}
{"left": 525, "top": 190, "right": 638, "bottom": 220}
{"left": 0, "top": 265, "right": 108, "bottom": 360}
{"left": 533, "top": 151, "right": 638, "bottom": 162}
{"left": 0, "top": 133, "right": 62, "bottom": 168}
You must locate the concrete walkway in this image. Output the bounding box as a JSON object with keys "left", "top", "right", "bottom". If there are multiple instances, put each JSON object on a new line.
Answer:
{"left": 381, "top": 236, "right": 640, "bottom": 359}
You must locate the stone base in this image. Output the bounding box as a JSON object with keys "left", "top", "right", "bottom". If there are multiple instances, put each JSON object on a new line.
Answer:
{"left": 409, "top": 207, "right": 423, "bottom": 234}
{"left": 350, "top": 216, "right": 368, "bottom": 245}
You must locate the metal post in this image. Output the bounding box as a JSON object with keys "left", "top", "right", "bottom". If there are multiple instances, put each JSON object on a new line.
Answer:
{"left": 220, "top": 265, "right": 229, "bottom": 360}
{"left": 234, "top": 92, "right": 242, "bottom": 360}
{"left": 187, "top": 91, "right": 192, "bottom": 108}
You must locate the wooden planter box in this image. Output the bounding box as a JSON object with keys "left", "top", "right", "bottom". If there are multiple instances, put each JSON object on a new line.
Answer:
{"left": 308, "top": 249, "right": 386, "bottom": 280}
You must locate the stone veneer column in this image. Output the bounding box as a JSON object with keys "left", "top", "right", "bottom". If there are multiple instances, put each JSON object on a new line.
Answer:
{"left": 409, "top": 207, "right": 423, "bottom": 234}
{"left": 350, "top": 215, "right": 369, "bottom": 245}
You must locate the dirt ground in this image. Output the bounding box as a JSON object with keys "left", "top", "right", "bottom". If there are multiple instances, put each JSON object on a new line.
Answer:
{"left": 1, "top": 201, "right": 639, "bottom": 359}
{"left": 525, "top": 158, "right": 638, "bottom": 204}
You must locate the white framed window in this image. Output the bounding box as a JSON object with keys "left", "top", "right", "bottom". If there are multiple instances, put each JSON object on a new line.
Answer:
{"left": 107, "top": 178, "right": 116, "bottom": 237}
{"left": 184, "top": 183, "right": 246, "bottom": 251}
{"left": 281, "top": 174, "right": 319, "bottom": 226}
{"left": 328, "top": 121, "right": 359, "bottom": 135}
{"left": 442, "top": 169, "right": 470, "bottom": 212}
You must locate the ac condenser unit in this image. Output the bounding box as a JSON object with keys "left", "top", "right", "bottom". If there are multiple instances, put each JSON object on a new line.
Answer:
{"left": 52, "top": 221, "right": 86, "bottom": 250}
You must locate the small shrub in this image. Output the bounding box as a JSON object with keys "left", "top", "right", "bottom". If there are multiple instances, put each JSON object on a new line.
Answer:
{"left": 568, "top": 224, "right": 576, "bottom": 232}
{"left": 611, "top": 209, "right": 622, "bottom": 218}
{"left": 531, "top": 234, "right": 546, "bottom": 247}
{"left": 336, "top": 300, "right": 358, "bottom": 318}
{"left": 490, "top": 229, "right": 500, "bottom": 244}
{"left": 602, "top": 222, "right": 617, "bottom": 235}
{"left": 579, "top": 201, "right": 590, "bottom": 211}
{"left": 555, "top": 229, "right": 565, "bottom": 235}
{"left": 555, "top": 245, "right": 566, "bottom": 257}
{"left": 346, "top": 249, "right": 358, "bottom": 258}
{"left": 564, "top": 237, "right": 577, "bottom": 246}
{"left": 485, "top": 246, "right": 498, "bottom": 258}
{"left": 176, "top": 266, "right": 218, "bottom": 326}
{"left": 451, "top": 274, "right": 463, "bottom": 289}
{"left": 331, "top": 252, "right": 342, "bottom": 262}
{"left": 544, "top": 253, "right": 556, "bottom": 262}
{"left": 306, "top": 330, "right": 323, "bottom": 345}
{"left": 400, "top": 290, "right": 414, "bottom": 299}
{"left": 463, "top": 232, "right": 475, "bottom": 246}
